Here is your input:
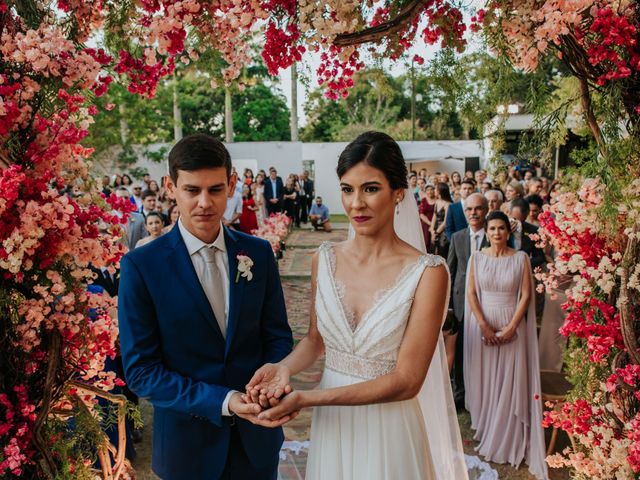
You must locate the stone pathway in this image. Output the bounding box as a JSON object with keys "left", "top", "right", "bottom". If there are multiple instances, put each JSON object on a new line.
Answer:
{"left": 133, "top": 224, "right": 569, "bottom": 480}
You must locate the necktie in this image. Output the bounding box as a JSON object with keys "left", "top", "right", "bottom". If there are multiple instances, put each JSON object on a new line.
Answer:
{"left": 197, "top": 246, "right": 227, "bottom": 337}
{"left": 472, "top": 233, "right": 479, "bottom": 252}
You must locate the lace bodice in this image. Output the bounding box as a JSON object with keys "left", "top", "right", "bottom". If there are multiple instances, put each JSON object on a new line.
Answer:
{"left": 316, "top": 242, "right": 445, "bottom": 380}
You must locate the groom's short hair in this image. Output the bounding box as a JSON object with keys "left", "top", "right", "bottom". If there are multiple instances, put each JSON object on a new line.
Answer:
{"left": 168, "top": 134, "right": 232, "bottom": 182}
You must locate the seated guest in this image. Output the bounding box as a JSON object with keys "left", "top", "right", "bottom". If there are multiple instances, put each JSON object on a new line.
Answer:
{"left": 309, "top": 196, "right": 332, "bottom": 232}
{"left": 509, "top": 198, "right": 545, "bottom": 270}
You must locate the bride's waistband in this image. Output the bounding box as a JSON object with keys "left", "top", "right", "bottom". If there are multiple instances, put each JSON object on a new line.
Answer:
{"left": 325, "top": 348, "right": 396, "bottom": 380}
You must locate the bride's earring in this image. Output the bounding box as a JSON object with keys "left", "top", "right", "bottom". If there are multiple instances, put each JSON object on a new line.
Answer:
{"left": 396, "top": 200, "right": 400, "bottom": 215}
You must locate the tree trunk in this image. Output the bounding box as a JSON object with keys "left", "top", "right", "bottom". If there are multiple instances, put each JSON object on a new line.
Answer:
{"left": 173, "top": 77, "right": 183, "bottom": 142}
{"left": 290, "top": 63, "right": 299, "bottom": 141}
{"left": 225, "top": 87, "right": 234, "bottom": 143}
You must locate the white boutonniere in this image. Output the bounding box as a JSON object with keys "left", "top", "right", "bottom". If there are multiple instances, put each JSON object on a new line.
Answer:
{"left": 235, "top": 254, "right": 254, "bottom": 282}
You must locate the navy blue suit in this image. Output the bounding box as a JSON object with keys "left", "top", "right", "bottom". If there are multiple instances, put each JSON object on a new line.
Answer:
{"left": 118, "top": 226, "right": 292, "bottom": 480}
{"left": 444, "top": 201, "right": 468, "bottom": 240}
{"left": 263, "top": 177, "right": 284, "bottom": 215}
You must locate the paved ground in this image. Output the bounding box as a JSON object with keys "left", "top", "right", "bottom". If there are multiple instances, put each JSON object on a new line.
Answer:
{"left": 132, "top": 223, "right": 569, "bottom": 479}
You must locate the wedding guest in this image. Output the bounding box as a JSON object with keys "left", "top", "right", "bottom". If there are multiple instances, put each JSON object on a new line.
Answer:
{"left": 526, "top": 177, "right": 543, "bottom": 196}
{"left": 112, "top": 174, "right": 124, "bottom": 189}
{"left": 300, "top": 170, "right": 315, "bottom": 224}
{"left": 408, "top": 173, "right": 420, "bottom": 204}
{"left": 162, "top": 204, "right": 180, "bottom": 234}
{"left": 526, "top": 194, "right": 544, "bottom": 226}
{"left": 282, "top": 177, "right": 299, "bottom": 226}
{"left": 309, "top": 196, "right": 332, "bottom": 232}
{"left": 134, "top": 212, "right": 164, "bottom": 248}
{"left": 140, "top": 173, "right": 151, "bottom": 190}
{"left": 480, "top": 181, "right": 492, "bottom": 195}
{"left": 243, "top": 168, "right": 254, "bottom": 186}
{"left": 122, "top": 173, "right": 134, "bottom": 193}
{"left": 447, "top": 193, "right": 489, "bottom": 410}
{"left": 474, "top": 170, "right": 484, "bottom": 188}
{"left": 465, "top": 210, "right": 547, "bottom": 479}
{"left": 509, "top": 198, "right": 545, "bottom": 270}
{"left": 239, "top": 185, "right": 259, "bottom": 234}
{"left": 439, "top": 172, "right": 450, "bottom": 185}
{"left": 444, "top": 179, "right": 474, "bottom": 240}
{"left": 115, "top": 187, "right": 147, "bottom": 249}
{"left": 464, "top": 170, "right": 474, "bottom": 180}
{"left": 140, "top": 190, "right": 159, "bottom": 219}
{"left": 485, "top": 189, "right": 504, "bottom": 212}
{"left": 223, "top": 187, "right": 243, "bottom": 230}
{"left": 418, "top": 168, "right": 428, "bottom": 180}
{"left": 417, "top": 177, "right": 427, "bottom": 200}
{"left": 101, "top": 175, "right": 112, "bottom": 196}
{"left": 131, "top": 184, "right": 143, "bottom": 210}
{"left": 450, "top": 171, "right": 462, "bottom": 192}
{"left": 419, "top": 184, "right": 436, "bottom": 253}
{"left": 253, "top": 172, "right": 267, "bottom": 225}
{"left": 149, "top": 180, "right": 160, "bottom": 195}
{"left": 540, "top": 177, "right": 551, "bottom": 203}
{"left": 430, "top": 182, "right": 452, "bottom": 258}
{"left": 502, "top": 180, "right": 525, "bottom": 213}
{"left": 264, "top": 168, "right": 284, "bottom": 215}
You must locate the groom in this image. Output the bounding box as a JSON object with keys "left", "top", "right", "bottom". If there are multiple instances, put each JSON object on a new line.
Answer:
{"left": 118, "top": 134, "right": 293, "bottom": 479}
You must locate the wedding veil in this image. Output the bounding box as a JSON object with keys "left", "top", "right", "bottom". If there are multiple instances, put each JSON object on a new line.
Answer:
{"left": 349, "top": 191, "right": 469, "bottom": 480}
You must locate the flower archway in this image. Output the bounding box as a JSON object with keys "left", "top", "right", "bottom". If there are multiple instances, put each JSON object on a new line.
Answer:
{"left": 0, "top": 0, "right": 639, "bottom": 477}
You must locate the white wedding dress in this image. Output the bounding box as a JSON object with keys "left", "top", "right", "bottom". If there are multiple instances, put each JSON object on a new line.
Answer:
{"left": 305, "top": 242, "right": 446, "bottom": 479}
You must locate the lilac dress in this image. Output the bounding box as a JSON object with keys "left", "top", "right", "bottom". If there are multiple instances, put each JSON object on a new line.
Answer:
{"left": 464, "top": 251, "right": 548, "bottom": 480}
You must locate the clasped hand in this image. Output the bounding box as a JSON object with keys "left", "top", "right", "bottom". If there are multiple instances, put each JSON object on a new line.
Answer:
{"left": 479, "top": 322, "right": 517, "bottom": 346}
{"left": 229, "top": 363, "right": 303, "bottom": 427}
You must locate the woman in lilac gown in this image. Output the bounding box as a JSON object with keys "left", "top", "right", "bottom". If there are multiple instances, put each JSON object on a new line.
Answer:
{"left": 464, "top": 211, "right": 548, "bottom": 480}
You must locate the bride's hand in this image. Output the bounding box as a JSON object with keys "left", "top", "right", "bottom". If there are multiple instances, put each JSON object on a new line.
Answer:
{"left": 246, "top": 363, "right": 292, "bottom": 408}
{"left": 257, "top": 390, "right": 304, "bottom": 422}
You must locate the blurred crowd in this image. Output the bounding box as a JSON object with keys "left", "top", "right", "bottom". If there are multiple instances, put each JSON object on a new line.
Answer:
{"left": 99, "top": 167, "right": 330, "bottom": 251}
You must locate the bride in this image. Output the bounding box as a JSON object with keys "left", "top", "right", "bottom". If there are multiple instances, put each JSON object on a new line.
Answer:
{"left": 246, "top": 132, "right": 467, "bottom": 479}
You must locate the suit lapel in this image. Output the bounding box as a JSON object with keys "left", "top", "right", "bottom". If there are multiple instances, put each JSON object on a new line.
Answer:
{"left": 167, "top": 228, "right": 224, "bottom": 340}
{"left": 224, "top": 227, "right": 245, "bottom": 356}
{"left": 461, "top": 228, "right": 470, "bottom": 263}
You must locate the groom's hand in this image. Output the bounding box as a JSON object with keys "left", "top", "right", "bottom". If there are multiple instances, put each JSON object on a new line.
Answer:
{"left": 228, "top": 393, "right": 296, "bottom": 428}
{"left": 246, "top": 363, "right": 292, "bottom": 408}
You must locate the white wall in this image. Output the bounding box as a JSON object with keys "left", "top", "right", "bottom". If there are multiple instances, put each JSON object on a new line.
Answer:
{"left": 127, "top": 140, "right": 485, "bottom": 213}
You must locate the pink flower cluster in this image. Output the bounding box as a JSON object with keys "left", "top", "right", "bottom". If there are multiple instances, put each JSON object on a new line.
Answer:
{"left": 481, "top": 0, "right": 640, "bottom": 109}
{"left": 252, "top": 213, "right": 291, "bottom": 254}
{"left": 0, "top": 386, "right": 37, "bottom": 476}
{"left": 535, "top": 178, "right": 640, "bottom": 475}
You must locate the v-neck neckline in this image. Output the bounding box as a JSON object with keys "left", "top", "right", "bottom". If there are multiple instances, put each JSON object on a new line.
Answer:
{"left": 326, "top": 244, "right": 424, "bottom": 334}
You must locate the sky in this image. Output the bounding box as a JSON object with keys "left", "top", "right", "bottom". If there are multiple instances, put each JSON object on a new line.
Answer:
{"left": 275, "top": 4, "right": 485, "bottom": 128}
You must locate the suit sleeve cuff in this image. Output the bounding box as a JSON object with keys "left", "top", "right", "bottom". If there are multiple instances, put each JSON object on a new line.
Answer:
{"left": 222, "top": 390, "right": 239, "bottom": 416}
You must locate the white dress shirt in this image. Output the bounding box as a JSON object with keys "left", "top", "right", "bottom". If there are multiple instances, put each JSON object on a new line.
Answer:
{"left": 178, "top": 219, "right": 236, "bottom": 416}
{"left": 223, "top": 190, "right": 243, "bottom": 224}
{"left": 469, "top": 227, "right": 485, "bottom": 252}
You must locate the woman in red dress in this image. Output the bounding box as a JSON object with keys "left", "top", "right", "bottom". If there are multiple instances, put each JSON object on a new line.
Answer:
{"left": 419, "top": 184, "right": 436, "bottom": 253}
{"left": 239, "top": 185, "right": 259, "bottom": 234}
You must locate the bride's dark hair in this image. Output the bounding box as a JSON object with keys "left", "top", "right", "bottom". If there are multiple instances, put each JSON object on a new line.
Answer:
{"left": 337, "top": 131, "right": 408, "bottom": 190}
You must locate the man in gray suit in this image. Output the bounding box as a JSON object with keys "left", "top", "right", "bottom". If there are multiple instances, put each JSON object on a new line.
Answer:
{"left": 116, "top": 187, "right": 148, "bottom": 249}
{"left": 447, "top": 193, "right": 489, "bottom": 409}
